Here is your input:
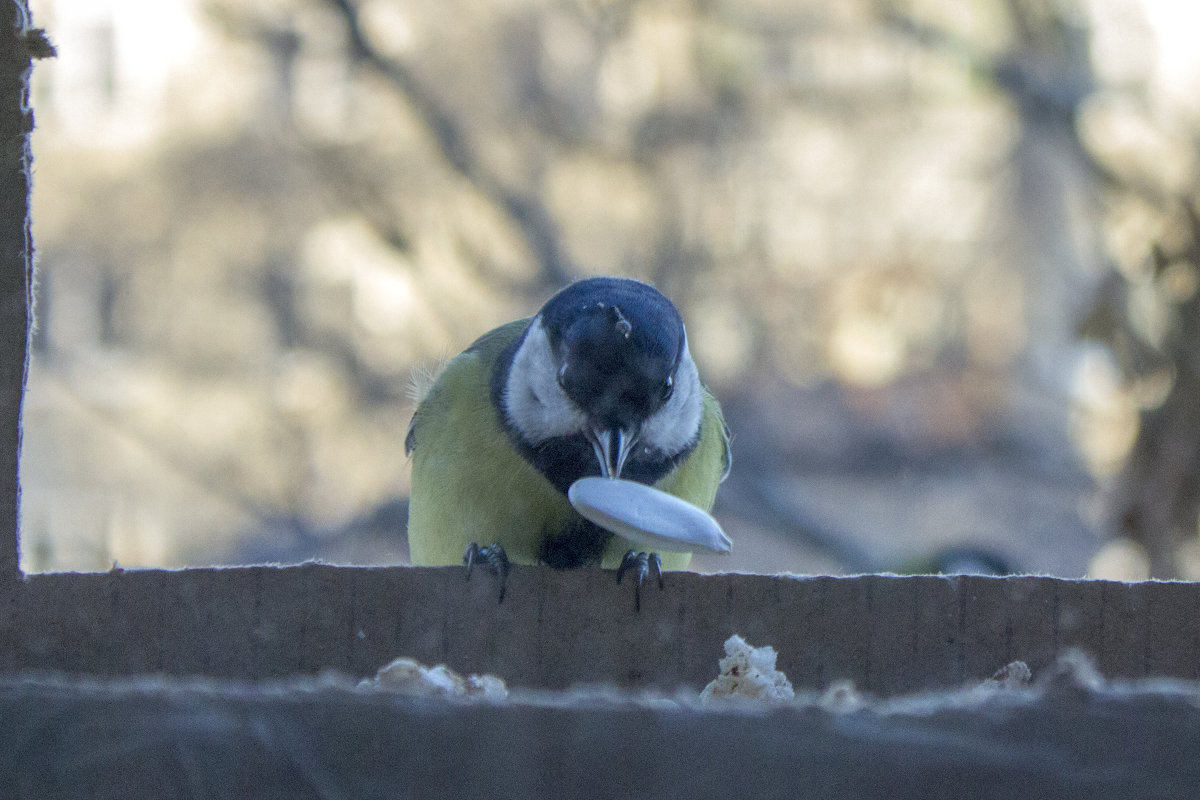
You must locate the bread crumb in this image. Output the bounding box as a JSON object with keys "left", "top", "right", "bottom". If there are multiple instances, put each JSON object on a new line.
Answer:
{"left": 362, "top": 657, "right": 508, "bottom": 700}
{"left": 987, "top": 660, "right": 1032, "bottom": 689}
{"left": 818, "top": 679, "right": 864, "bottom": 712}
{"left": 701, "top": 635, "right": 794, "bottom": 703}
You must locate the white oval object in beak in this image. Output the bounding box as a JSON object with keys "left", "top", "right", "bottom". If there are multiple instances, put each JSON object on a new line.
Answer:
{"left": 567, "top": 476, "right": 732, "bottom": 555}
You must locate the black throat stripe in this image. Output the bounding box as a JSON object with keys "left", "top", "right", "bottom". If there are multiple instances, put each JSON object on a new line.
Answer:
{"left": 489, "top": 329, "right": 695, "bottom": 495}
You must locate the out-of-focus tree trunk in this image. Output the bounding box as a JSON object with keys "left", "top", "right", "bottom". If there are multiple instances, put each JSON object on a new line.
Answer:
{"left": 1113, "top": 205, "right": 1200, "bottom": 578}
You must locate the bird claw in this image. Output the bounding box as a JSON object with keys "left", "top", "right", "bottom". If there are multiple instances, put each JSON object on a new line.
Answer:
{"left": 616, "top": 550, "right": 664, "bottom": 612}
{"left": 464, "top": 543, "right": 510, "bottom": 603}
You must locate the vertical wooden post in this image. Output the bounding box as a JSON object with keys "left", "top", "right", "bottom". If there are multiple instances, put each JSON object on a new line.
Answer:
{"left": 0, "top": 0, "right": 35, "bottom": 585}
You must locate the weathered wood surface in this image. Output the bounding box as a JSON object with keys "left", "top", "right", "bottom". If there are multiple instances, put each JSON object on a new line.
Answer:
{"left": 2, "top": 662, "right": 1198, "bottom": 800}
{"left": 3, "top": 566, "right": 1199, "bottom": 695}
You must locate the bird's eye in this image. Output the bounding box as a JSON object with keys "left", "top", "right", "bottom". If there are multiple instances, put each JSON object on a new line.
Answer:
{"left": 660, "top": 375, "right": 674, "bottom": 403}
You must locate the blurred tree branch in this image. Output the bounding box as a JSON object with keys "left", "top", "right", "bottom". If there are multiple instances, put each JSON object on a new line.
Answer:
{"left": 324, "top": 0, "right": 577, "bottom": 291}
{"left": 875, "top": 0, "right": 1169, "bottom": 209}
{"left": 875, "top": 0, "right": 1200, "bottom": 576}
{"left": 1096, "top": 203, "right": 1200, "bottom": 577}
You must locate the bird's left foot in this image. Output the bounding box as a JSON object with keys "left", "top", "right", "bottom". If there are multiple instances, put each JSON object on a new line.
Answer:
{"left": 464, "top": 543, "right": 510, "bottom": 603}
{"left": 616, "top": 550, "right": 664, "bottom": 612}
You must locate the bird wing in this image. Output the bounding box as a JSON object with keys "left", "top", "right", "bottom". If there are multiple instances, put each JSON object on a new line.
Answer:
{"left": 404, "top": 317, "right": 531, "bottom": 456}
{"left": 407, "top": 317, "right": 579, "bottom": 566}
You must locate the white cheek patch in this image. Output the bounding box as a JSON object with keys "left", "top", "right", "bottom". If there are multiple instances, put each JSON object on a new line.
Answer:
{"left": 639, "top": 342, "right": 703, "bottom": 458}
{"left": 504, "top": 317, "right": 587, "bottom": 443}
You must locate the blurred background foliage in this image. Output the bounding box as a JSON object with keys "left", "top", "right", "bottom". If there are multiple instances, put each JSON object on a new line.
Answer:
{"left": 20, "top": 0, "right": 1200, "bottom": 578}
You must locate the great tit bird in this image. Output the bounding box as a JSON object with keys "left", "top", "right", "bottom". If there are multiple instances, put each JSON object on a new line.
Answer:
{"left": 405, "top": 276, "right": 730, "bottom": 605}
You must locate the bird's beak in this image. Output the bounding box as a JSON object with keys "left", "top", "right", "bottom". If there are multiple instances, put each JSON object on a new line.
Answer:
{"left": 587, "top": 425, "right": 638, "bottom": 479}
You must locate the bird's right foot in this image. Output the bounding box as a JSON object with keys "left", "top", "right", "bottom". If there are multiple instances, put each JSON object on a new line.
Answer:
{"left": 464, "top": 543, "right": 510, "bottom": 603}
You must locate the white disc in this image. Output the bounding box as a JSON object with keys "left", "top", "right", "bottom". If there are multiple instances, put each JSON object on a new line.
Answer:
{"left": 567, "top": 476, "right": 732, "bottom": 555}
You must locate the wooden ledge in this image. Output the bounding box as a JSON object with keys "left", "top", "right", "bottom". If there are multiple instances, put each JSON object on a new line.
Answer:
{"left": 2, "top": 654, "right": 1199, "bottom": 798}
{"left": 3, "top": 566, "right": 1198, "bottom": 695}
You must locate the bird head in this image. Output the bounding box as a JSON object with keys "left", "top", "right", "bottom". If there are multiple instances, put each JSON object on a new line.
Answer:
{"left": 502, "top": 277, "right": 703, "bottom": 482}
